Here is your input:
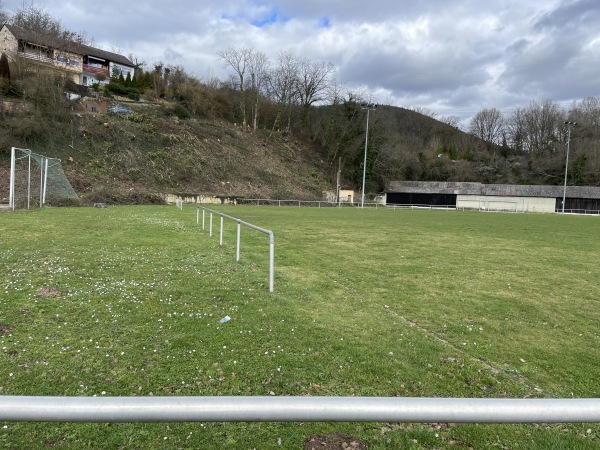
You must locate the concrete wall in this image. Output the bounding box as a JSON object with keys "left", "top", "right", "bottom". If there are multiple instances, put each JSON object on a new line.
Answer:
{"left": 457, "top": 195, "right": 556, "bottom": 213}
{"left": 163, "top": 194, "right": 238, "bottom": 205}
{"left": 323, "top": 190, "right": 355, "bottom": 203}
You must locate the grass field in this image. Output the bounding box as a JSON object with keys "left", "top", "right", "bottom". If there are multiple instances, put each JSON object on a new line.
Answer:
{"left": 1, "top": 205, "right": 599, "bottom": 449}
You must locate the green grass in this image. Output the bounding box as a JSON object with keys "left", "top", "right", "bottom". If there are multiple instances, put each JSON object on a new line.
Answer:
{"left": 1, "top": 205, "right": 599, "bottom": 449}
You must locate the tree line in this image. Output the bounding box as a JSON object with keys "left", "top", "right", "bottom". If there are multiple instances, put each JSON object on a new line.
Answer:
{"left": 468, "top": 99, "right": 600, "bottom": 185}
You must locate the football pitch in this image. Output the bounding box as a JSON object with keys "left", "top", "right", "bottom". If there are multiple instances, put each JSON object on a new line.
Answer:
{"left": 1, "top": 205, "right": 598, "bottom": 448}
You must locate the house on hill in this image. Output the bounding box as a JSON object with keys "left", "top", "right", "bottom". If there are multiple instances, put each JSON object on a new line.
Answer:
{"left": 0, "top": 24, "right": 134, "bottom": 87}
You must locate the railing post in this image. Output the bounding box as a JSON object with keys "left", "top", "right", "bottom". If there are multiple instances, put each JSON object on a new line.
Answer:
{"left": 236, "top": 221, "right": 241, "bottom": 261}
{"left": 269, "top": 232, "right": 274, "bottom": 293}
{"left": 220, "top": 216, "right": 224, "bottom": 247}
{"left": 209, "top": 212, "right": 213, "bottom": 237}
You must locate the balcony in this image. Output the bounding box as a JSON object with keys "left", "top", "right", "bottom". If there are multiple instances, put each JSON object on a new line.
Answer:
{"left": 19, "top": 51, "right": 54, "bottom": 65}
{"left": 83, "top": 64, "right": 110, "bottom": 77}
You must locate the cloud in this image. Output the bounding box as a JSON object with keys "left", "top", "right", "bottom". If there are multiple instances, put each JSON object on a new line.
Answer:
{"left": 2, "top": 0, "right": 599, "bottom": 121}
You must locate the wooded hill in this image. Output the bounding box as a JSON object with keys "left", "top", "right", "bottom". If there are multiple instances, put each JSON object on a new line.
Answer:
{"left": 1, "top": 63, "right": 599, "bottom": 204}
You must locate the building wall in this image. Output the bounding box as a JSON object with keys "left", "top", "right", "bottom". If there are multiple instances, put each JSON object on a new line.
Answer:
{"left": 457, "top": 195, "right": 556, "bottom": 213}
{"left": 323, "top": 189, "right": 355, "bottom": 203}
{"left": 109, "top": 62, "right": 134, "bottom": 79}
{"left": 387, "top": 180, "right": 600, "bottom": 199}
{"left": 0, "top": 26, "right": 18, "bottom": 57}
{"left": 53, "top": 49, "right": 83, "bottom": 75}
{"left": 338, "top": 190, "right": 355, "bottom": 203}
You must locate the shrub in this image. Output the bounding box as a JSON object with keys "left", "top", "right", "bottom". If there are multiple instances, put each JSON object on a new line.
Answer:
{"left": 104, "top": 82, "right": 140, "bottom": 101}
{"left": 173, "top": 104, "right": 190, "bottom": 119}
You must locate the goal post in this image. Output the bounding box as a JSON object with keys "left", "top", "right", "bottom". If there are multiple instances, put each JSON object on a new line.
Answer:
{"left": 9, "top": 147, "right": 78, "bottom": 210}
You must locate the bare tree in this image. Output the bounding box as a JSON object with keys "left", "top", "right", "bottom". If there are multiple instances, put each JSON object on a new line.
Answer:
{"left": 267, "top": 50, "right": 299, "bottom": 133}
{"left": 0, "top": 1, "right": 9, "bottom": 25}
{"left": 469, "top": 107, "right": 504, "bottom": 144}
{"left": 439, "top": 115, "right": 462, "bottom": 129}
{"left": 247, "top": 50, "right": 269, "bottom": 131}
{"left": 217, "top": 47, "right": 252, "bottom": 129}
{"left": 568, "top": 97, "right": 600, "bottom": 183}
{"left": 409, "top": 106, "right": 437, "bottom": 119}
{"left": 297, "top": 58, "right": 335, "bottom": 130}
{"left": 506, "top": 100, "right": 565, "bottom": 154}
{"left": 505, "top": 108, "right": 527, "bottom": 152}
{"left": 569, "top": 96, "right": 600, "bottom": 129}
{"left": 10, "top": 1, "right": 87, "bottom": 44}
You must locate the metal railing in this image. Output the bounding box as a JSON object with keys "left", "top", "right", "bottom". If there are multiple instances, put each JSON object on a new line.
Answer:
{"left": 559, "top": 209, "right": 600, "bottom": 216}
{"left": 197, "top": 206, "right": 274, "bottom": 292}
{"left": 0, "top": 396, "right": 599, "bottom": 423}
{"left": 386, "top": 204, "right": 457, "bottom": 210}
{"left": 237, "top": 198, "right": 385, "bottom": 208}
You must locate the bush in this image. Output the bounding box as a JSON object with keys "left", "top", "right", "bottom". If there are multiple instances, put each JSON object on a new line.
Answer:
{"left": 104, "top": 82, "right": 140, "bottom": 101}
{"left": 1, "top": 80, "right": 24, "bottom": 98}
{"left": 173, "top": 104, "right": 190, "bottom": 119}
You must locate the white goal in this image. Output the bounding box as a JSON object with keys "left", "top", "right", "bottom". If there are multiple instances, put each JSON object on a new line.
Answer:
{"left": 9, "top": 147, "right": 78, "bottom": 210}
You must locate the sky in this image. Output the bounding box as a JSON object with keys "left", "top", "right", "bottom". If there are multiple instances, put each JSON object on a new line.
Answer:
{"left": 3, "top": 0, "right": 599, "bottom": 126}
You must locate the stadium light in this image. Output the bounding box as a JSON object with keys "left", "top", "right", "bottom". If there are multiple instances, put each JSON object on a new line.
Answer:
{"left": 562, "top": 121, "right": 577, "bottom": 214}
{"left": 360, "top": 103, "right": 377, "bottom": 208}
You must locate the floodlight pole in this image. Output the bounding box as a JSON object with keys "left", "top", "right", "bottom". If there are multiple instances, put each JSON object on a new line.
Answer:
{"left": 561, "top": 121, "right": 577, "bottom": 214}
{"left": 360, "top": 103, "right": 377, "bottom": 208}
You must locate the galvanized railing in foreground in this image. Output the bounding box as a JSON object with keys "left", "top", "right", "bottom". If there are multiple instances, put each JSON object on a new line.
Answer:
{"left": 197, "top": 206, "right": 274, "bottom": 292}
{"left": 0, "top": 396, "right": 599, "bottom": 423}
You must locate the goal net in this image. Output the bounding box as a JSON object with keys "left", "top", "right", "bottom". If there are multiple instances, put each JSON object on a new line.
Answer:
{"left": 9, "top": 147, "right": 78, "bottom": 209}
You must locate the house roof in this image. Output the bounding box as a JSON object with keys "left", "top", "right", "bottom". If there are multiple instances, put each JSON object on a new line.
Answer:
{"left": 2, "top": 24, "right": 133, "bottom": 67}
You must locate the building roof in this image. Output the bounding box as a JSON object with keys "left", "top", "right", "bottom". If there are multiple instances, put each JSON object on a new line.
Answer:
{"left": 2, "top": 24, "right": 133, "bottom": 67}
{"left": 387, "top": 181, "right": 600, "bottom": 199}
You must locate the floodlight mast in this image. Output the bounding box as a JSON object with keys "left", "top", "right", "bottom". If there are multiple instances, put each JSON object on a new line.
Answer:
{"left": 562, "top": 121, "right": 577, "bottom": 214}
{"left": 360, "top": 103, "right": 377, "bottom": 208}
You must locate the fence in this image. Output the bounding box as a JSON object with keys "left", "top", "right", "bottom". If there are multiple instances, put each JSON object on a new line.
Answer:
{"left": 561, "top": 209, "right": 600, "bottom": 216}
{"left": 197, "top": 206, "right": 274, "bottom": 292}
{"left": 386, "top": 204, "right": 456, "bottom": 211}
{"left": 237, "top": 198, "right": 385, "bottom": 208}
{"left": 1, "top": 396, "right": 599, "bottom": 423}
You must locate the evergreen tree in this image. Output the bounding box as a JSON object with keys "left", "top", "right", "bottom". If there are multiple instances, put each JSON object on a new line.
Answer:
{"left": 0, "top": 52, "right": 10, "bottom": 81}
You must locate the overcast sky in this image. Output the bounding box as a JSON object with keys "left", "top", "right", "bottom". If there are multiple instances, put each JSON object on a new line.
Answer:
{"left": 3, "top": 0, "right": 599, "bottom": 125}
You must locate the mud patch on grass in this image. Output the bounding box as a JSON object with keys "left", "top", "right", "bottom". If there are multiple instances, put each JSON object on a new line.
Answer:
{"left": 36, "top": 287, "right": 64, "bottom": 298}
{"left": 304, "top": 433, "right": 368, "bottom": 450}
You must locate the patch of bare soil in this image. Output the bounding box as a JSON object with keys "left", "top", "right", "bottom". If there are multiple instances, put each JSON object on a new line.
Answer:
{"left": 36, "top": 287, "right": 64, "bottom": 298}
{"left": 304, "top": 433, "right": 368, "bottom": 450}
{"left": 0, "top": 323, "right": 12, "bottom": 335}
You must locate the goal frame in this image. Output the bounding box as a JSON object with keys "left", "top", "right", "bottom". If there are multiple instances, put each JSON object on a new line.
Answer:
{"left": 9, "top": 147, "right": 68, "bottom": 210}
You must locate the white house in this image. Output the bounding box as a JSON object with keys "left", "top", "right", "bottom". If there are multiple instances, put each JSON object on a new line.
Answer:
{"left": 0, "top": 24, "right": 134, "bottom": 87}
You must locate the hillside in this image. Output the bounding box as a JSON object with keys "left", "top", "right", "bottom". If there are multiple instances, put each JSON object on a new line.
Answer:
{"left": 0, "top": 99, "right": 334, "bottom": 204}
{"left": 1, "top": 93, "right": 593, "bottom": 206}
